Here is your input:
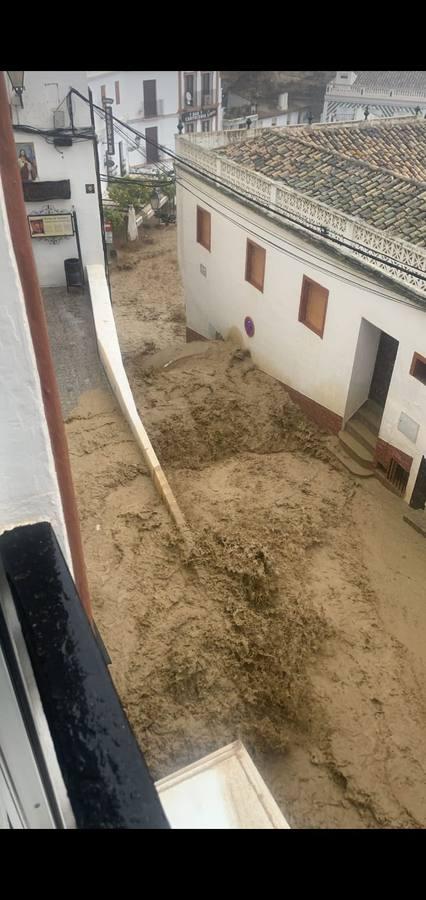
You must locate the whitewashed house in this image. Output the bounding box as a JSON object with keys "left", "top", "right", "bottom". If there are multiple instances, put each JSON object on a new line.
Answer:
{"left": 175, "top": 118, "right": 426, "bottom": 508}
{"left": 7, "top": 71, "right": 105, "bottom": 288}
{"left": 322, "top": 71, "right": 426, "bottom": 123}
{"left": 87, "top": 70, "right": 222, "bottom": 183}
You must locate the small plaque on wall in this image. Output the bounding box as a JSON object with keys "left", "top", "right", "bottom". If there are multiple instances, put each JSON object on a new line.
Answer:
{"left": 23, "top": 180, "right": 71, "bottom": 202}
{"left": 398, "top": 412, "right": 419, "bottom": 444}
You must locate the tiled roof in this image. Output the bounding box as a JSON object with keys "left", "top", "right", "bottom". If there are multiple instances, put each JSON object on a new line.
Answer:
{"left": 353, "top": 71, "right": 426, "bottom": 95}
{"left": 217, "top": 119, "right": 426, "bottom": 247}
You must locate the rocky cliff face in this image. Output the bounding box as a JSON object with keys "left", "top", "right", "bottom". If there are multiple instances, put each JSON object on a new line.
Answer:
{"left": 222, "top": 71, "right": 336, "bottom": 120}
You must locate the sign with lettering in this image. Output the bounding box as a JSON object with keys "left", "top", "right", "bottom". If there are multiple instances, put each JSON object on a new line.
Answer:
{"left": 104, "top": 101, "right": 115, "bottom": 155}
{"left": 28, "top": 213, "right": 74, "bottom": 239}
{"left": 181, "top": 107, "right": 216, "bottom": 124}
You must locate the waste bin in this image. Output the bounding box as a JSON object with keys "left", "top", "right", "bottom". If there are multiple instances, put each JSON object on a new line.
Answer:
{"left": 64, "top": 258, "right": 83, "bottom": 291}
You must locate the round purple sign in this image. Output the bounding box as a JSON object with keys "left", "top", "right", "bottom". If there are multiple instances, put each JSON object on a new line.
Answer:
{"left": 244, "top": 316, "right": 255, "bottom": 338}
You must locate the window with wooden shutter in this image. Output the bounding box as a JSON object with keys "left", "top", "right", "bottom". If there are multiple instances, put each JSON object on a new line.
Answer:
{"left": 143, "top": 79, "right": 157, "bottom": 117}
{"left": 410, "top": 352, "right": 426, "bottom": 385}
{"left": 115, "top": 81, "right": 120, "bottom": 104}
{"left": 245, "top": 239, "right": 266, "bottom": 292}
{"left": 197, "top": 206, "right": 211, "bottom": 251}
{"left": 298, "top": 276, "right": 329, "bottom": 338}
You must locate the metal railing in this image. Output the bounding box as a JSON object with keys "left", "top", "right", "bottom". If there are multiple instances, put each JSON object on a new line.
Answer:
{"left": 326, "top": 83, "right": 426, "bottom": 102}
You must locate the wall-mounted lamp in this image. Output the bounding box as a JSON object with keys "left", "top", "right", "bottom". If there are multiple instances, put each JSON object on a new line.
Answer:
{"left": 7, "top": 71, "right": 25, "bottom": 108}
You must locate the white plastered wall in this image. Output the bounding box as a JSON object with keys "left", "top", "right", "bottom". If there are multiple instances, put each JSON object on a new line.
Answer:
{"left": 0, "top": 176, "right": 70, "bottom": 564}
{"left": 11, "top": 70, "right": 104, "bottom": 287}
{"left": 176, "top": 169, "right": 426, "bottom": 502}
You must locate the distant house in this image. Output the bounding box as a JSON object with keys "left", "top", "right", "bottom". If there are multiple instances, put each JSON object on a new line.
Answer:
{"left": 175, "top": 118, "right": 426, "bottom": 507}
{"left": 322, "top": 71, "right": 426, "bottom": 122}
{"left": 87, "top": 71, "right": 222, "bottom": 186}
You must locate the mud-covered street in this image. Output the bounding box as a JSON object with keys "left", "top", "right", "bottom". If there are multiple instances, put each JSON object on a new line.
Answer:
{"left": 65, "top": 225, "right": 426, "bottom": 828}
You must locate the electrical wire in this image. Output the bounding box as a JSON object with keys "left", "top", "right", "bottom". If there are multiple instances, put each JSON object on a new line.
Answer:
{"left": 99, "top": 173, "right": 175, "bottom": 187}
{"left": 172, "top": 159, "right": 426, "bottom": 282}
{"left": 12, "top": 123, "right": 95, "bottom": 142}
{"left": 175, "top": 172, "right": 426, "bottom": 310}
{"left": 92, "top": 100, "right": 172, "bottom": 177}
{"left": 68, "top": 88, "right": 426, "bottom": 282}
{"left": 176, "top": 170, "right": 425, "bottom": 299}
{"left": 98, "top": 107, "right": 426, "bottom": 279}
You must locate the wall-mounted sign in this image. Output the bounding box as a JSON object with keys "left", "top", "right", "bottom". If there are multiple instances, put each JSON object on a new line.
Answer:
{"left": 85, "top": 184, "right": 95, "bottom": 194}
{"left": 398, "top": 412, "right": 419, "bottom": 444}
{"left": 244, "top": 316, "right": 255, "bottom": 338}
{"left": 104, "top": 223, "right": 113, "bottom": 244}
{"left": 104, "top": 100, "right": 115, "bottom": 155}
{"left": 16, "top": 142, "right": 38, "bottom": 183}
{"left": 28, "top": 213, "right": 74, "bottom": 239}
{"left": 23, "top": 180, "right": 71, "bottom": 202}
{"left": 181, "top": 107, "right": 216, "bottom": 124}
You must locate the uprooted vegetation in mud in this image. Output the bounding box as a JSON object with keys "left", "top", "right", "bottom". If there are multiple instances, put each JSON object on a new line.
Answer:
{"left": 125, "top": 514, "right": 334, "bottom": 776}
{"left": 126, "top": 342, "right": 335, "bottom": 470}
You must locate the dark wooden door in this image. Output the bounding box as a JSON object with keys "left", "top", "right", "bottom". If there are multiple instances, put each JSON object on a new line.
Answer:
{"left": 369, "top": 332, "right": 399, "bottom": 408}
{"left": 143, "top": 79, "right": 157, "bottom": 117}
{"left": 410, "top": 456, "right": 426, "bottom": 510}
{"left": 145, "top": 126, "right": 159, "bottom": 163}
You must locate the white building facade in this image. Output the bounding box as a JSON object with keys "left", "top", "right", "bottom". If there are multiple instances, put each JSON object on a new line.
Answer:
{"left": 8, "top": 71, "right": 105, "bottom": 288}
{"left": 322, "top": 71, "right": 426, "bottom": 123}
{"left": 175, "top": 126, "right": 426, "bottom": 508}
{"left": 0, "top": 175, "right": 70, "bottom": 565}
{"left": 87, "top": 70, "right": 222, "bottom": 183}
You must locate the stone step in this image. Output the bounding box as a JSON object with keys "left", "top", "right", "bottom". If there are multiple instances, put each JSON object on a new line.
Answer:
{"left": 328, "top": 445, "right": 375, "bottom": 478}
{"left": 356, "top": 399, "right": 383, "bottom": 435}
{"left": 346, "top": 417, "right": 378, "bottom": 453}
{"left": 338, "top": 430, "right": 376, "bottom": 469}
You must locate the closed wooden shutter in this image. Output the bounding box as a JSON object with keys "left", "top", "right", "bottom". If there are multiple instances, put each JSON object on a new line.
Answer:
{"left": 145, "top": 126, "right": 159, "bottom": 163}
{"left": 299, "top": 276, "right": 329, "bottom": 337}
{"left": 143, "top": 79, "right": 157, "bottom": 117}
{"left": 197, "top": 206, "right": 211, "bottom": 251}
{"left": 245, "top": 240, "right": 266, "bottom": 292}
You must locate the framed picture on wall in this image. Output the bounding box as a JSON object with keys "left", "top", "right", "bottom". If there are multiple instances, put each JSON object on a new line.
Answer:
{"left": 16, "top": 142, "right": 38, "bottom": 183}
{"left": 28, "top": 217, "right": 45, "bottom": 236}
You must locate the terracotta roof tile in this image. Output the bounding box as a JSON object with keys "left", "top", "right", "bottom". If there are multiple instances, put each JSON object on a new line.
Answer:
{"left": 217, "top": 118, "right": 426, "bottom": 247}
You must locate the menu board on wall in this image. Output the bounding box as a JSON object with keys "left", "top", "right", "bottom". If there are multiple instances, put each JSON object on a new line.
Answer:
{"left": 28, "top": 213, "right": 74, "bottom": 239}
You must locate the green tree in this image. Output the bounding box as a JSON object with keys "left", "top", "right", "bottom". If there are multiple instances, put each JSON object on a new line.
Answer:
{"left": 105, "top": 177, "right": 153, "bottom": 230}
{"left": 104, "top": 175, "right": 176, "bottom": 230}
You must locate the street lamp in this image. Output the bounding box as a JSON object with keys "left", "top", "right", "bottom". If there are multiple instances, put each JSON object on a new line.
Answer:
{"left": 7, "top": 71, "right": 25, "bottom": 107}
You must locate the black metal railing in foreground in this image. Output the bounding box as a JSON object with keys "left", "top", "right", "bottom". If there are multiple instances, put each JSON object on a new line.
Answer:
{"left": 0, "top": 522, "right": 169, "bottom": 829}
